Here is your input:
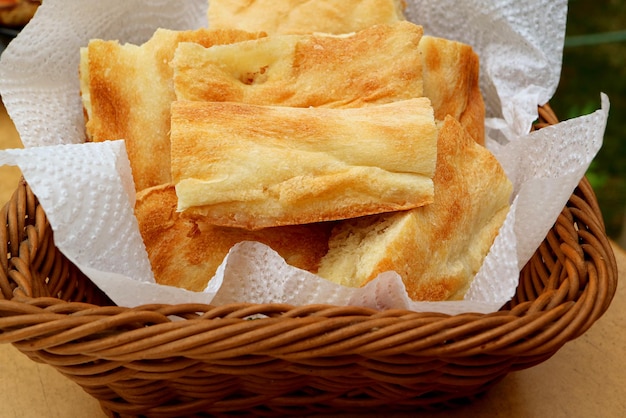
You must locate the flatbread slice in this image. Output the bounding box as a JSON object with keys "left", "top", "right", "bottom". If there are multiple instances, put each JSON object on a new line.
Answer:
{"left": 170, "top": 98, "right": 438, "bottom": 230}
{"left": 419, "top": 35, "right": 485, "bottom": 144}
{"left": 317, "top": 116, "right": 512, "bottom": 301}
{"left": 171, "top": 21, "right": 424, "bottom": 108}
{"left": 208, "top": 0, "right": 407, "bottom": 35}
{"left": 79, "top": 28, "right": 266, "bottom": 191}
{"left": 135, "top": 184, "right": 334, "bottom": 292}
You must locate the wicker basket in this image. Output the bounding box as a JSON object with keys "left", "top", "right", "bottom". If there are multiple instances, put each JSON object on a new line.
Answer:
{"left": 0, "top": 104, "right": 618, "bottom": 417}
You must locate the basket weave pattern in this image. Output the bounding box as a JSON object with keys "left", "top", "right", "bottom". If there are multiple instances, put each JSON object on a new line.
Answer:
{"left": 0, "top": 105, "right": 618, "bottom": 417}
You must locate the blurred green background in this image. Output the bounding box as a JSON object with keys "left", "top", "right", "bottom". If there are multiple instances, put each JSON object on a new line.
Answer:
{"left": 552, "top": 0, "right": 626, "bottom": 247}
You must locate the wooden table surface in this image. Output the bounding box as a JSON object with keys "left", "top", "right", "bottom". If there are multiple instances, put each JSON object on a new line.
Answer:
{"left": 1, "top": 101, "right": 625, "bottom": 418}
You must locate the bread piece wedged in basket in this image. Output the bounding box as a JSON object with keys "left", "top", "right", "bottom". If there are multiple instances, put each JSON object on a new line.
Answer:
{"left": 317, "top": 116, "right": 512, "bottom": 301}
{"left": 170, "top": 98, "right": 437, "bottom": 230}
{"left": 135, "top": 184, "right": 334, "bottom": 292}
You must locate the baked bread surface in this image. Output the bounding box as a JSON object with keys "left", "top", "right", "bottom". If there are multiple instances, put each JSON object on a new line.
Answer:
{"left": 419, "top": 35, "right": 485, "bottom": 144}
{"left": 208, "top": 0, "right": 407, "bottom": 35}
{"left": 172, "top": 21, "right": 424, "bottom": 108}
{"left": 317, "top": 116, "right": 512, "bottom": 300}
{"left": 170, "top": 98, "right": 438, "bottom": 230}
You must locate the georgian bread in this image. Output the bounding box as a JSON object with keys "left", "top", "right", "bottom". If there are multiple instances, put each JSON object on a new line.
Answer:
{"left": 317, "top": 116, "right": 512, "bottom": 301}
{"left": 135, "top": 183, "right": 334, "bottom": 292}
{"left": 79, "top": 28, "right": 266, "bottom": 191}
{"left": 208, "top": 0, "right": 407, "bottom": 35}
{"left": 170, "top": 98, "right": 438, "bottom": 230}
{"left": 172, "top": 21, "right": 424, "bottom": 107}
{"left": 419, "top": 35, "right": 485, "bottom": 144}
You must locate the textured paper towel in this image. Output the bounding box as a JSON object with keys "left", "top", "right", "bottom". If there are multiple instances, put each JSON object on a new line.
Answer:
{"left": 0, "top": 141, "right": 220, "bottom": 306}
{"left": 0, "top": 0, "right": 207, "bottom": 148}
{"left": 404, "top": 0, "right": 569, "bottom": 137}
{"left": 0, "top": 0, "right": 609, "bottom": 313}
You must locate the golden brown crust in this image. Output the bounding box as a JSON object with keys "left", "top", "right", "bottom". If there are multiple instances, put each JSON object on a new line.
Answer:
{"left": 80, "top": 28, "right": 266, "bottom": 192}
{"left": 208, "top": 0, "right": 407, "bottom": 35}
{"left": 172, "top": 22, "right": 424, "bottom": 108}
{"left": 317, "top": 116, "right": 511, "bottom": 301}
{"left": 419, "top": 35, "right": 485, "bottom": 145}
{"left": 170, "top": 98, "right": 437, "bottom": 230}
{"left": 135, "top": 184, "right": 333, "bottom": 292}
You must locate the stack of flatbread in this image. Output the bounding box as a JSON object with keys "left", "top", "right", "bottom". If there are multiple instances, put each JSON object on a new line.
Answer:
{"left": 79, "top": 0, "right": 512, "bottom": 301}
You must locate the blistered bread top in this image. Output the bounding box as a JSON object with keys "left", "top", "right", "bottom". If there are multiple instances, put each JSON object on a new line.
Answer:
{"left": 170, "top": 98, "right": 437, "bottom": 230}
{"left": 172, "top": 22, "right": 424, "bottom": 107}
